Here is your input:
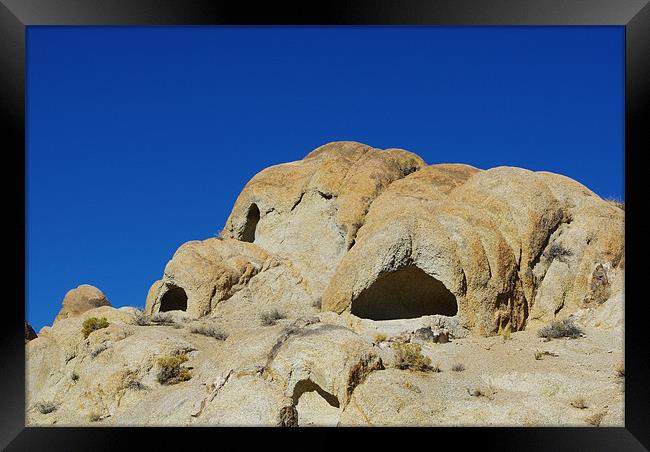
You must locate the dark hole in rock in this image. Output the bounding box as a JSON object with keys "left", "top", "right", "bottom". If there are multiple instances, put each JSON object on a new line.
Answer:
{"left": 241, "top": 203, "right": 260, "bottom": 243}
{"left": 351, "top": 265, "right": 458, "bottom": 320}
{"left": 292, "top": 379, "right": 341, "bottom": 427}
{"left": 159, "top": 286, "right": 188, "bottom": 312}
{"left": 292, "top": 379, "right": 340, "bottom": 408}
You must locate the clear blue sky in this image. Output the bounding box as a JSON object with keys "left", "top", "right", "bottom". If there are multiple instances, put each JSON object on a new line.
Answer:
{"left": 26, "top": 26, "right": 624, "bottom": 331}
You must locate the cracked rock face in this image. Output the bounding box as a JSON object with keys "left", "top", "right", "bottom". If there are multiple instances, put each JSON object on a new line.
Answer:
{"left": 29, "top": 141, "right": 624, "bottom": 426}
{"left": 146, "top": 141, "right": 624, "bottom": 336}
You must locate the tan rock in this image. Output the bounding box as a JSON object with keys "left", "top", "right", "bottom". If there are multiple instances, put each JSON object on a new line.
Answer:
{"left": 53, "top": 284, "right": 111, "bottom": 325}
{"left": 266, "top": 322, "right": 383, "bottom": 410}
{"left": 26, "top": 141, "right": 624, "bottom": 427}
{"left": 322, "top": 163, "right": 624, "bottom": 336}
{"left": 223, "top": 141, "right": 426, "bottom": 295}
{"left": 145, "top": 238, "right": 279, "bottom": 318}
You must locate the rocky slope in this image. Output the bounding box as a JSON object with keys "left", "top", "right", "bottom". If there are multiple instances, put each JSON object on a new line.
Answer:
{"left": 26, "top": 141, "right": 625, "bottom": 426}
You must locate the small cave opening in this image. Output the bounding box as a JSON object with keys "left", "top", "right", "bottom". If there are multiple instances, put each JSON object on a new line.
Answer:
{"left": 159, "top": 286, "right": 188, "bottom": 312}
{"left": 292, "top": 379, "right": 340, "bottom": 427}
{"left": 241, "top": 203, "right": 260, "bottom": 243}
{"left": 351, "top": 265, "right": 458, "bottom": 320}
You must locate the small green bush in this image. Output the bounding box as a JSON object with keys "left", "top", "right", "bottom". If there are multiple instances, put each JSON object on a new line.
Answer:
{"left": 537, "top": 318, "right": 582, "bottom": 339}
{"left": 81, "top": 317, "right": 110, "bottom": 338}
{"left": 392, "top": 342, "right": 433, "bottom": 372}
{"left": 157, "top": 353, "right": 191, "bottom": 385}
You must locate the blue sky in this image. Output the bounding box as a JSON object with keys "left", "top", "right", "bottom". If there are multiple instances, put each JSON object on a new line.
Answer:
{"left": 26, "top": 26, "right": 624, "bottom": 331}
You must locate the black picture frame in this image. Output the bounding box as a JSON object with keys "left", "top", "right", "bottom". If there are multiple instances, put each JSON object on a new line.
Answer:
{"left": 2, "top": 1, "right": 647, "bottom": 449}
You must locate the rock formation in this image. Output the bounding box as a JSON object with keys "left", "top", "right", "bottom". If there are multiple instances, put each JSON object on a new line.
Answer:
{"left": 26, "top": 142, "right": 625, "bottom": 426}
{"left": 53, "top": 284, "right": 111, "bottom": 325}
{"left": 25, "top": 322, "right": 37, "bottom": 342}
{"left": 145, "top": 141, "right": 624, "bottom": 336}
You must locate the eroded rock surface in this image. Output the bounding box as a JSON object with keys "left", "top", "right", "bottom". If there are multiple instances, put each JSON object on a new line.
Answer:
{"left": 53, "top": 284, "right": 111, "bottom": 325}
{"left": 27, "top": 141, "right": 624, "bottom": 426}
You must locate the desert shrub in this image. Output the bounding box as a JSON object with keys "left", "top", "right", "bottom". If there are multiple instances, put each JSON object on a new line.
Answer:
{"left": 403, "top": 381, "right": 421, "bottom": 393}
{"left": 157, "top": 353, "right": 191, "bottom": 385}
{"left": 585, "top": 411, "right": 607, "bottom": 427}
{"left": 260, "top": 309, "right": 286, "bottom": 326}
{"left": 133, "top": 309, "right": 151, "bottom": 326}
{"left": 279, "top": 405, "right": 298, "bottom": 427}
{"left": 534, "top": 350, "right": 558, "bottom": 360}
{"left": 467, "top": 387, "right": 486, "bottom": 397}
{"left": 571, "top": 397, "right": 588, "bottom": 409}
{"left": 89, "top": 412, "right": 102, "bottom": 422}
{"left": 392, "top": 342, "right": 433, "bottom": 372}
{"left": 589, "top": 284, "right": 612, "bottom": 305}
{"left": 90, "top": 343, "right": 109, "bottom": 359}
{"left": 190, "top": 324, "right": 228, "bottom": 340}
{"left": 430, "top": 362, "right": 442, "bottom": 373}
{"left": 605, "top": 197, "right": 624, "bottom": 211}
{"left": 36, "top": 401, "right": 57, "bottom": 414}
{"left": 311, "top": 297, "right": 322, "bottom": 309}
{"left": 125, "top": 376, "right": 145, "bottom": 391}
{"left": 374, "top": 334, "right": 387, "bottom": 343}
{"left": 71, "top": 371, "right": 79, "bottom": 382}
{"left": 81, "top": 317, "right": 109, "bottom": 338}
{"left": 451, "top": 363, "right": 466, "bottom": 372}
{"left": 151, "top": 312, "right": 178, "bottom": 326}
{"left": 537, "top": 318, "right": 582, "bottom": 339}
{"left": 615, "top": 363, "right": 625, "bottom": 378}
{"left": 119, "top": 370, "right": 146, "bottom": 391}
{"left": 399, "top": 157, "right": 419, "bottom": 177}
{"left": 548, "top": 243, "right": 573, "bottom": 263}
{"left": 127, "top": 380, "right": 146, "bottom": 391}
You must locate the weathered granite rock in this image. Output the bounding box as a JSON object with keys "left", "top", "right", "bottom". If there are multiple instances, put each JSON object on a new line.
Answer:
{"left": 27, "top": 141, "right": 624, "bottom": 427}
{"left": 53, "top": 284, "right": 111, "bottom": 325}
{"left": 321, "top": 160, "right": 624, "bottom": 335}
{"left": 223, "top": 141, "right": 426, "bottom": 296}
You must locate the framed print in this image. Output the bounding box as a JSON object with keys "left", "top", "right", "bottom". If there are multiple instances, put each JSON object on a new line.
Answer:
{"left": 1, "top": 0, "right": 647, "bottom": 449}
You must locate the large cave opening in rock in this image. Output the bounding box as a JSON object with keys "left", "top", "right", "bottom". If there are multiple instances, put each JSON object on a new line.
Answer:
{"left": 351, "top": 265, "right": 458, "bottom": 320}
{"left": 159, "top": 286, "right": 188, "bottom": 312}
{"left": 241, "top": 203, "right": 260, "bottom": 243}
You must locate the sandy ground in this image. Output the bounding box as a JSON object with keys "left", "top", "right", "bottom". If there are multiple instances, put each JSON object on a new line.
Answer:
{"left": 298, "top": 323, "right": 624, "bottom": 426}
